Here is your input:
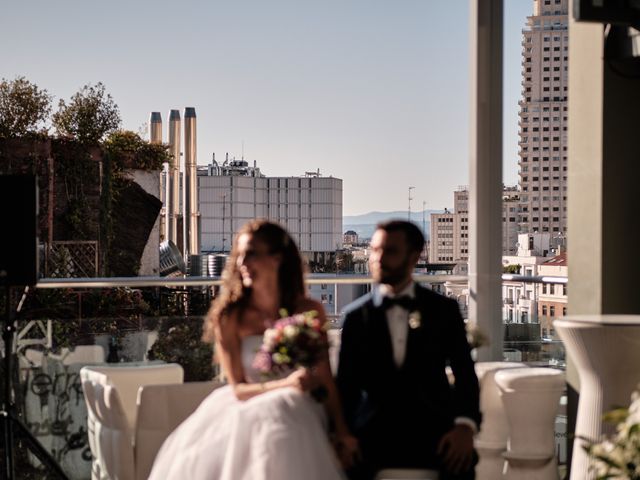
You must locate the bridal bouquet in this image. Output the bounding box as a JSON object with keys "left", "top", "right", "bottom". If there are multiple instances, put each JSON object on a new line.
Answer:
{"left": 583, "top": 385, "right": 640, "bottom": 479}
{"left": 252, "top": 309, "right": 330, "bottom": 376}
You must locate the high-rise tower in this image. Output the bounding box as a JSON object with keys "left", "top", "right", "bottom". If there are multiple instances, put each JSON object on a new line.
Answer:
{"left": 518, "top": 0, "right": 569, "bottom": 241}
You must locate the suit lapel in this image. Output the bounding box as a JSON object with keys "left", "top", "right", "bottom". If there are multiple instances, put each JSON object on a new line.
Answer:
{"left": 402, "top": 285, "right": 430, "bottom": 370}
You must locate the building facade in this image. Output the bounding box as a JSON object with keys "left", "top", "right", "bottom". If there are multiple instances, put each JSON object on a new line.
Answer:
{"left": 517, "top": 0, "right": 569, "bottom": 238}
{"left": 502, "top": 187, "right": 520, "bottom": 255}
{"left": 429, "top": 186, "right": 469, "bottom": 263}
{"left": 343, "top": 230, "right": 359, "bottom": 245}
{"left": 198, "top": 159, "right": 342, "bottom": 262}
{"left": 502, "top": 232, "right": 556, "bottom": 324}
{"left": 430, "top": 186, "right": 521, "bottom": 262}
{"left": 430, "top": 208, "right": 466, "bottom": 263}
{"left": 536, "top": 251, "right": 567, "bottom": 339}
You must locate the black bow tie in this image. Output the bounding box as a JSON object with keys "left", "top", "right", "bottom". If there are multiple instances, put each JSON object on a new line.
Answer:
{"left": 381, "top": 296, "right": 414, "bottom": 311}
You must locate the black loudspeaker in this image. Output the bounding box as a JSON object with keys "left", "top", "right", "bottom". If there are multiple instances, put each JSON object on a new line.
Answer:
{"left": 0, "top": 175, "right": 39, "bottom": 286}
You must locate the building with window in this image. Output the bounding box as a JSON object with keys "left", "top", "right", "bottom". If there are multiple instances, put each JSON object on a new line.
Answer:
{"left": 431, "top": 186, "right": 522, "bottom": 263}
{"left": 430, "top": 186, "right": 469, "bottom": 264}
{"left": 197, "top": 158, "right": 342, "bottom": 264}
{"left": 518, "top": 0, "right": 569, "bottom": 238}
{"left": 537, "top": 251, "right": 567, "bottom": 339}
{"left": 502, "top": 232, "right": 557, "bottom": 324}
{"left": 343, "top": 230, "right": 358, "bottom": 246}
{"left": 502, "top": 186, "right": 520, "bottom": 255}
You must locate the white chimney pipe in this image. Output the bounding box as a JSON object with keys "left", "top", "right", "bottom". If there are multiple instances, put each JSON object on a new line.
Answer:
{"left": 168, "top": 110, "right": 181, "bottom": 246}
{"left": 150, "top": 112, "right": 167, "bottom": 245}
{"left": 183, "top": 107, "right": 200, "bottom": 258}
{"left": 149, "top": 112, "right": 162, "bottom": 144}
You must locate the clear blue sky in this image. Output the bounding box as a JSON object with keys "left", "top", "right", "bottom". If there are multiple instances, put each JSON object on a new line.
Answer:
{"left": 1, "top": 0, "right": 530, "bottom": 216}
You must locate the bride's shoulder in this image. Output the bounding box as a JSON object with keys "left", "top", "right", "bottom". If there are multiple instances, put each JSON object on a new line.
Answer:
{"left": 213, "top": 308, "right": 242, "bottom": 346}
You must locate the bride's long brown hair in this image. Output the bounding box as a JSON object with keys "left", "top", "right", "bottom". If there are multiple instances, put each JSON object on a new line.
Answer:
{"left": 203, "top": 220, "right": 306, "bottom": 343}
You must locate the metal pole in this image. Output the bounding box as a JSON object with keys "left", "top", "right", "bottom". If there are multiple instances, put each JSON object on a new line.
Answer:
{"left": 2, "top": 286, "right": 15, "bottom": 480}
{"left": 408, "top": 186, "right": 415, "bottom": 221}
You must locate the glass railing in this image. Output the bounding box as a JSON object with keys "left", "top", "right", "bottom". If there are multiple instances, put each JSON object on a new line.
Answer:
{"left": 2, "top": 273, "right": 567, "bottom": 479}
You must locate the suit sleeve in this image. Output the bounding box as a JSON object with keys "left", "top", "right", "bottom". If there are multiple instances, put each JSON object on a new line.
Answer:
{"left": 336, "top": 310, "right": 362, "bottom": 432}
{"left": 444, "top": 298, "right": 482, "bottom": 429}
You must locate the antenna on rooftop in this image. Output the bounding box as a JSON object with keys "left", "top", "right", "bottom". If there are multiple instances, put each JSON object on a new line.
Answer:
{"left": 408, "top": 186, "right": 415, "bottom": 221}
{"left": 422, "top": 200, "right": 426, "bottom": 234}
{"left": 241, "top": 140, "right": 244, "bottom": 161}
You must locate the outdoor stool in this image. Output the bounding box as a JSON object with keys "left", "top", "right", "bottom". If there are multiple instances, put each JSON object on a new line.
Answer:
{"left": 495, "top": 367, "right": 564, "bottom": 480}
{"left": 474, "top": 362, "right": 526, "bottom": 480}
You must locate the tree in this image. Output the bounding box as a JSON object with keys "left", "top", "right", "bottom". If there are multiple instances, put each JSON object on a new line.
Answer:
{"left": 52, "top": 82, "right": 121, "bottom": 144}
{"left": 0, "top": 77, "right": 52, "bottom": 138}
{"left": 335, "top": 250, "right": 354, "bottom": 272}
{"left": 104, "top": 130, "right": 169, "bottom": 171}
{"left": 503, "top": 264, "right": 521, "bottom": 274}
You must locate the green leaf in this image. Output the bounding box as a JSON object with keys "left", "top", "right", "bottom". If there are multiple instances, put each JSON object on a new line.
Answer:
{"left": 603, "top": 408, "right": 629, "bottom": 424}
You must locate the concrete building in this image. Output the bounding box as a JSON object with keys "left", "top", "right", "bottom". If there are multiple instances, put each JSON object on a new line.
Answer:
{"left": 343, "top": 230, "right": 358, "bottom": 245}
{"left": 198, "top": 158, "right": 342, "bottom": 263}
{"left": 502, "top": 232, "right": 555, "bottom": 324}
{"left": 517, "top": 0, "right": 569, "bottom": 238}
{"left": 430, "top": 207, "right": 465, "bottom": 263}
{"left": 537, "top": 251, "right": 567, "bottom": 339}
{"left": 430, "top": 186, "right": 520, "bottom": 262}
{"left": 502, "top": 186, "right": 520, "bottom": 255}
{"left": 430, "top": 186, "right": 469, "bottom": 264}
{"left": 307, "top": 276, "right": 369, "bottom": 322}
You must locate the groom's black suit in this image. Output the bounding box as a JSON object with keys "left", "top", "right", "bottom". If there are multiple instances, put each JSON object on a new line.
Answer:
{"left": 337, "top": 283, "right": 481, "bottom": 479}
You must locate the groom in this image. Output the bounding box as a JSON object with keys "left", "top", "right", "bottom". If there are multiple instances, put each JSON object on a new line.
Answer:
{"left": 337, "top": 220, "right": 481, "bottom": 480}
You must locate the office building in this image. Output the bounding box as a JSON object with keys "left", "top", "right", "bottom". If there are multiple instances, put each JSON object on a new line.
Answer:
{"left": 517, "top": 0, "right": 569, "bottom": 237}
{"left": 198, "top": 158, "right": 342, "bottom": 263}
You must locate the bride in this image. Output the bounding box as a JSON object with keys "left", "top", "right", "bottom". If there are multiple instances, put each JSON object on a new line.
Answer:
{"left": 149, "top": 220, "right": 358, "bottom": 480}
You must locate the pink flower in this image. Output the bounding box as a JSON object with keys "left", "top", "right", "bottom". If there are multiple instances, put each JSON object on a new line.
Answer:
{"left": 253, "top": 310, "right": 329, "bottom": 376}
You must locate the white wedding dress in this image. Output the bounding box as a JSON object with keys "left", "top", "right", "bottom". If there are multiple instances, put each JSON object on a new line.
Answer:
{"left": 148, "top": 335, "right": 345, "bottom": 480}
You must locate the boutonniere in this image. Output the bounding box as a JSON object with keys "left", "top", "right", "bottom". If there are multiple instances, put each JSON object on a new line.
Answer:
{"left": 408, "top": 310, "right": 422, "bottom": 329}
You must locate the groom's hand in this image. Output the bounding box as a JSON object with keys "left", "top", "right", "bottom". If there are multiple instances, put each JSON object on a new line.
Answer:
{"left": 436, "top": 424, "right": 475, "bottom": 475}
{"left": 287, "top": 367, "right": 320, "bottom": 392}
{"left": 333, "top": 433, "right": 360, "bottom": 469}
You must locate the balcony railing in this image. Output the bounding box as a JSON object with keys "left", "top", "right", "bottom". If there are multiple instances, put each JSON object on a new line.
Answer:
{"left": 4, "top": 273, "right": 567, "bottom": 479}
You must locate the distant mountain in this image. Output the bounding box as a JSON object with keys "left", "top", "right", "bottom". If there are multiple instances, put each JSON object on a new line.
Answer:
{"left": 343, "top": 210, "right": 440, "bottom": 241}
{"left": 344, "top": 210, "right": 433, "bottom": 225}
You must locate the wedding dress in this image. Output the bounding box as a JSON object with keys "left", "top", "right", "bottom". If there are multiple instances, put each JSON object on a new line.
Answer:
{"left": 148, "top": 335, "right": 345, "bottom": 480}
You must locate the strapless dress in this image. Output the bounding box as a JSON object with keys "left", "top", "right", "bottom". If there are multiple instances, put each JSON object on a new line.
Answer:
{"left": 149, "top": 335, "right": 345, "bottom": 480}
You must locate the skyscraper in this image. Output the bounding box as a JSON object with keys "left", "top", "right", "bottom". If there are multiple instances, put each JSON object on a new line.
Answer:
{"left": 518, "top": 0, "right": 569, "bottom": 241}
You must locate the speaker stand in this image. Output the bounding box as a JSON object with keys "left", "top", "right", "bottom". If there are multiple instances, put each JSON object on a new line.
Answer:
{"left": 1, "top": 286, "right": 68, "bottom": 480}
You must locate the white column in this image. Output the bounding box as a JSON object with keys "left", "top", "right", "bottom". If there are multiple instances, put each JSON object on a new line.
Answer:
{"left": 468, "top": 0, "right": 504, "bottom": 362}
{"left": 567, "top": 4, "right": 640, "bottom": 478}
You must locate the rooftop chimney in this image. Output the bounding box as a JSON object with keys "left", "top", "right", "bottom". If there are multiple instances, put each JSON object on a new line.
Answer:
{"left": 167, "top": 110, "right": 181, "bottom": 246}
{"left": 149, "top": 112, "right": 162, "bottom": 144}
{"left": 183, "top": 107, "right": 200, "bottom": 258}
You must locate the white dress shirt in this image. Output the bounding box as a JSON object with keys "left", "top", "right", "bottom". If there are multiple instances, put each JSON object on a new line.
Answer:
{"left": 373, "top": 282, "right": 414, "bottom": 368}
{"left": 373, "top": 282, "right": 478, "bottom": 433}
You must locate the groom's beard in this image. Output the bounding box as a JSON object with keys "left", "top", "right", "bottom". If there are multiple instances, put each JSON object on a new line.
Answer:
{"left": 374, "top": 257, "right": 413, "bottom": 288}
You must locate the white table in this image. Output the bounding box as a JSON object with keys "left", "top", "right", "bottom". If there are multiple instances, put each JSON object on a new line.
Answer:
{"left": 555, "top": 315, "right": 640, "bottom": 480}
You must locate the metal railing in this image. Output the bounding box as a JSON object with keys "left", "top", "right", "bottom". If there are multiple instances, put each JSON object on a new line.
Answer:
{"left": 34, "top": 273, "right": 567, "bottom": 289}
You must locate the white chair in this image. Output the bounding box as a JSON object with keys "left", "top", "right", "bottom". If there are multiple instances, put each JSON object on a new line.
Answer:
{"left": 135, "top": 380, "right": 221, "bottom": 480}
{"left": 375, "top": 468, "right": 439, "bottom": 479}
{"left": 495, "top": 367, "right": 565, "bottom": 480}
{"left": 80, "top": 364, "right": 184, "bottom": 480}
{"left": 474, "top": 362, "right": 527, "bottom": 480}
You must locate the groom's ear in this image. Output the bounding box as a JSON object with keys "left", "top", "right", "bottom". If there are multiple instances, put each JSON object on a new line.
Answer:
{"left": 408, "top": 249, "right": 421, "bottom": 266}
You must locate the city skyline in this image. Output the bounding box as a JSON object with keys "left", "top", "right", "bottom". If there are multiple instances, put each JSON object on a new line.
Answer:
{"left": 1, "top": 1, "right": 531, "bottom": 215}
